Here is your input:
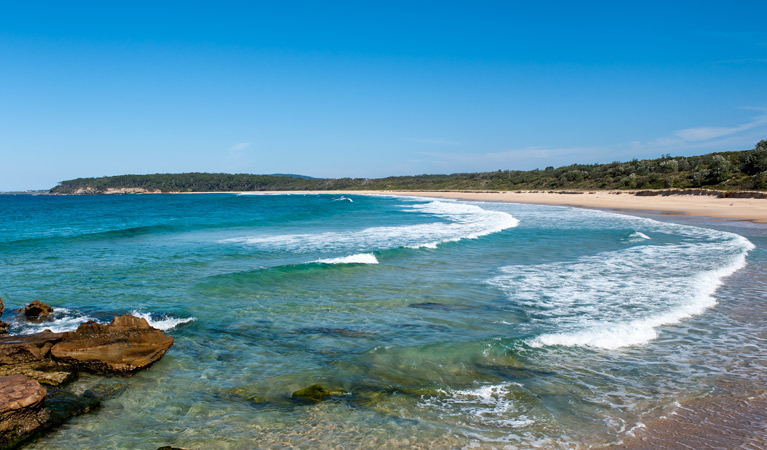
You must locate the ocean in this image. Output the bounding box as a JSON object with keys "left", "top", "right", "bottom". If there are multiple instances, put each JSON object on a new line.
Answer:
{"left": 1, "top": 193, "right": 765, "bottom": 449}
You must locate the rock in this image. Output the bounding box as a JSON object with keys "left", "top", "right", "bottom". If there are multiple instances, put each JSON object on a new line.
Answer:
{"left": 0, "top": 322, "right": 8, "bottom": 335}
{"left": 0, "top": 314, "right": 174, "bottom": 376}
{"left": 50, "top": 315, "right": 174, "bottom": 374}
{"left": 0, "top": 331, "right": 68, "bottom": 365}
{"left": 0, "top": 314, "right": 174, "bottom": 447}
{"left": 0, "top": 375, "right": 50, "bottom": 449}
{"left": 0, "top": 296, "right": 4, "bottom": 317}
{"left": 0, "top": 361, "right": 76, "bottom": 387}
{"left": 43, "top": 388, "right": 100, "bottom": 428}
{"left": 24, "top": 300, "right": 54, "bottom": 319}
{"left": 157, "top": 447, "right": 190, "bottom": 450}
{"left": 292, "top": 384, "right": 346, "bottom": 403}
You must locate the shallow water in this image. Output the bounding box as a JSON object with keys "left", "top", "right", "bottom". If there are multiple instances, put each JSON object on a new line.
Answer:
{"left": 1, "top": 193, "right": 765, "bottom": 449}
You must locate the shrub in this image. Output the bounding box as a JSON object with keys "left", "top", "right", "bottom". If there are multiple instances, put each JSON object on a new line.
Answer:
{"left": 707, "top": 155, "right": 731, "bottom": 184}
{"left": 742, "top": 140, "right": 767, "bottom": 175}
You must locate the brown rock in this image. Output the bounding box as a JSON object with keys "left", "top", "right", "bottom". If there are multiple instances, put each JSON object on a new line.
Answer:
{"left": 24, "top": 300, "right": 54, "bottom": 319}
{"left": 0, "top": 361, "right": 76, "bottom": 387}
{"left": 0, "top": 331, "right": 68, "bottom": 365}
{"left": 51, "top": 315, "right": 174, "bottom": 374}
{"left": 0, "top": 321, "right": 8, "bottom": 335}
{"left": 0, "top": 375, "right": 50, "bottom": 448}
{"left": 0, "top": 296, "right": 4, "bottom": 318}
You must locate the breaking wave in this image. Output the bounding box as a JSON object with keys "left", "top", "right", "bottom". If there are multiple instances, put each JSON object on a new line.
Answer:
{"left": 491, "top": 218, "right": 754, "bottom": 349}
{"left": 9, "top": 308, "right": 99, "bottom": 335}
{"left": 315, "top": 253, "right": 379, "bottom": 264}
{"left": 130, "top": 311, "right": 196, "bottom": 331}
{"left": 220, "top": 200, "right": 519, "bottom": 253}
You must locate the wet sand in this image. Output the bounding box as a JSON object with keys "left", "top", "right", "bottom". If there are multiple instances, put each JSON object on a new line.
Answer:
{"left": 613, "top": 387, "right": 767, "bottom": 449}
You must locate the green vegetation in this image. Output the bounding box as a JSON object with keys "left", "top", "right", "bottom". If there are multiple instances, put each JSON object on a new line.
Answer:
{"left": 50, "top": 140, "right": 767, "bottom": 194}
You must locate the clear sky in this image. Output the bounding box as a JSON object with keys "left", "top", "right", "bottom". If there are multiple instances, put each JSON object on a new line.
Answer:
{"left": 1, "top": 1, "right": 766, "bottom": 190}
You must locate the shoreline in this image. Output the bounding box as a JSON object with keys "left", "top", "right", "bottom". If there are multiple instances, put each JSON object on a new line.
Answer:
{"left": 5, "top": 190, "right": 766, "bottom": 447}
{"left": 186, "top": 190, "right": 767, "bottom": 223}
{"left": 228, "top": 189, "right": 767, "bottom": 448}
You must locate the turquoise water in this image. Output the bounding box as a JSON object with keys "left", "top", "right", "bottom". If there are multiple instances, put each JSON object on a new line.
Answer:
{"left": 1, "top": 193, "right": 766, "bottom": 449}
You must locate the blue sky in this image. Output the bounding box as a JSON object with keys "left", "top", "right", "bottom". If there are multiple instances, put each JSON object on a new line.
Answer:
{"left": 1, "top": 1, "right": 766, "bottom": 190}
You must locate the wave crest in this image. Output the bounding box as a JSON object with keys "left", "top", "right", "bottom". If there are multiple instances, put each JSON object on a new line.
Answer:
{"left": 315, "top": 253, "right": 378, "bottom": 264}
{"left": 130, "top": 311, "right": 196, "bottom": 331}
{"left": 221, "top": 200, "right": 519, "bottom": 253}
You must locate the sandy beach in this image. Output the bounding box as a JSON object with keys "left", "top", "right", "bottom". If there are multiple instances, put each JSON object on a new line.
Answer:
{"left": 243, "top": 190, "right": 767, "bottom": 223}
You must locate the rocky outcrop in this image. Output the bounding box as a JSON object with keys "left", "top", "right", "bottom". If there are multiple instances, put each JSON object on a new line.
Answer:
{"left": 70, "top": 187, "right": 162, "bottom": 195}
{"left": 0, "top": 375, "right": 50, "bottom": 448}
{"left": 0, "top": 331, "right": 68, "bottom": 367}
{"left": 0, "top": 315, "right": 175, "bottom": 448}
{"left": 24, "top": 301, "right": 53, "bottom": 320}
{"left": 50, "top": 315, "right": 174, "bottom": 374}
{"left": 0, "top": 330, "right": 76, "bottom": 386}
{"left": 0, "top": 361, "right": 76, "bottom": 387}
{"left": 0, "top": 316, "right": 173, "bottom": 379}
{"left": 0, "top": 297, "right": 4, "bottom": 317}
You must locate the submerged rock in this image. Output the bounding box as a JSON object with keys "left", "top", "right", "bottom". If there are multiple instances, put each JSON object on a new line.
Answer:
{"left": 24, "top": 301, "right": 54, "bottom": 320}
{"left": 50, "top": 315, "right": 174, "bottom": 374}
{"left": 43, "top": 387, "right": 101, "bottom": 428}
{"left": 292, "top": 384, "right": 346, "bottom": 403}
{"left": 0, "top": 375, "right": 50, "bottom": 449}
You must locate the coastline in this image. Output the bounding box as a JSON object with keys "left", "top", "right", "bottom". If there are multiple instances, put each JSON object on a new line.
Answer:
{"left": 233, "top": 189, "right": 767, "bottom": 448}
{"left": 374, "top": 190, "right": 767, "bottom": 449}
{"left": 5, "top": 191, "right": 766, "bottom": 448}
{"left": 199, "top": 190, "right": 767, "bottom": 223}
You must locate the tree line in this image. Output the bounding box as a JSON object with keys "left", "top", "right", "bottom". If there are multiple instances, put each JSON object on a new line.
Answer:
{"left": 50, "top": 140, "right": 767, "bottom": 194}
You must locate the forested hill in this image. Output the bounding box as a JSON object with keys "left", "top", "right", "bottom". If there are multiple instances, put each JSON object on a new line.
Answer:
{"left": 50, "top": 141, "right": 767, "bottom": 194}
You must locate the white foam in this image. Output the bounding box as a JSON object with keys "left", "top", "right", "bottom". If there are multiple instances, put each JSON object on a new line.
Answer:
{"left": 628, "top": 231, "right": 651, "bottom": 241}
{"left": 11, "top": 307, "right": 101, "bottom": 335}
{"left": 130, "top": 311, "right": 196, "bottom": 331}
{"left": 491, "top": 217, "right": 754, "bottom": 350}
{"left": 315, "top": 253, "right": 379, "bottom": 264}
{"left": 221, "top": 200, "right": 519, "bottom": 253}
{"left": 419, "top": 383, "right": 536, "bottom": 431}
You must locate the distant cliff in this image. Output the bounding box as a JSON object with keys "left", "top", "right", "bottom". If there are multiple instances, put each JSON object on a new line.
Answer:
{"left": 50, "top": 141, "right": 767, "bottom": 194}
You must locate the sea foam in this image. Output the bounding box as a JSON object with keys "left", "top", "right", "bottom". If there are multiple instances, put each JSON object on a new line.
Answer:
{"left": 418, "top": 383, "right": 540, "bottom": 443}
{"left": 131, "top": 311, "right": 196, "bottom": 331}
{"left": 491, "top": 217, "right": 754, "bottom": 350}
{"left": 221, "top": 200, "right": 519, "bottom": 253}
{"left": 11, "top": 308, "right": 99, "bottom": 335}
{"left": 8, "top": 308, "right": 196, "bottom": 335}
